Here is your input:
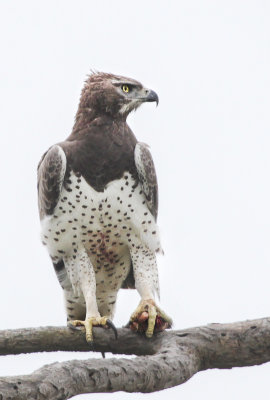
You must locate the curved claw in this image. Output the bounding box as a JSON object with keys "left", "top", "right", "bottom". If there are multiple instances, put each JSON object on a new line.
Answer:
{"left": 68, "top": 316, "right": 118, "bottom": 343}
{"left": 128, "top": 300, "right": 173, "bottom": 337}
{"left": 67, "top": 321, "right": 83, "bottom": 332}
{"left": 106, "top": 319, "right": 118, "bottom": 339}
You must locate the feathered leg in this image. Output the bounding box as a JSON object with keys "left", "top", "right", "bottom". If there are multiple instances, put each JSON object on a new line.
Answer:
{"left": 128, "top": 245, "right": 172, "bottom": 337}
{"left": 52, "top": 260, "right": 86, "bottom": 321}
{"left": 64, "top": 247, "right": 117, "bottom": 342}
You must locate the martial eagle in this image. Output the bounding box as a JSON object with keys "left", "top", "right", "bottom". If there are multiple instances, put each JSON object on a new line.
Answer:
{"left": 37, "top": 72, "right": 172, "bottom": 342}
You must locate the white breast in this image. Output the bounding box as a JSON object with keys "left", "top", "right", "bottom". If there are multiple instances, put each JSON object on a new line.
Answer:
{"left": 41, "top": 171, "right": 162, "bottom": 260}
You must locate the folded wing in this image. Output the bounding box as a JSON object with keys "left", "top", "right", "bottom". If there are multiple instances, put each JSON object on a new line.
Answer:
{"left": 37, "top": 145, "right": 66, "bottom": 220}
{"left": 134, "top": 142, "right": 158, "bottom": 221}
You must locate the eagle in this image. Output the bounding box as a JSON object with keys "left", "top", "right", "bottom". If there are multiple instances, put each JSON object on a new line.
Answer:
{"left": 38, "top": 72, "right": 172, "bottom": 342}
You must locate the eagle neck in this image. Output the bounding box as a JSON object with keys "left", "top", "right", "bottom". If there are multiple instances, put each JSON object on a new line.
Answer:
{"left": 71, "top": 107, "right": 127, "bottom": 137}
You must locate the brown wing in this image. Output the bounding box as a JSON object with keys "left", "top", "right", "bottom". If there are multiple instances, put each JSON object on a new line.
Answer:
{"left": 134, "top": 142, "right": 158, "bottom": 221}
{"left": 37, "top": 145, "right": 66, "bottom": 220}
{"left": 121, "top": 143, "right": 158, "bottom": 291}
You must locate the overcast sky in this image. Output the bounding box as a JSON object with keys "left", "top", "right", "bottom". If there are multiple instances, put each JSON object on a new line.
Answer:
{"left": 1, "top": 1, "right": 270, "bottom": 399}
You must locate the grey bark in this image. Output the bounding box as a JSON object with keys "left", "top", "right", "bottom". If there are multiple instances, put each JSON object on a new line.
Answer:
{"left": 0, "top": 317, "right": 270, "bottom": 399}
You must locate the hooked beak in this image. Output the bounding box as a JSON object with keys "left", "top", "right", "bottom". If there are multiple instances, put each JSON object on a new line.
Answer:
{"left": 144, "top": 89, "right": 159, "bottom": 106}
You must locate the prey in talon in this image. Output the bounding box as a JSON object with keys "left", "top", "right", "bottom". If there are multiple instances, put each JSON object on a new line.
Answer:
{"left": 37, "top": 71, "right": 172, "bottom": 343}
{"left": 128, "top": 299, "right": 172, "bottom": 337}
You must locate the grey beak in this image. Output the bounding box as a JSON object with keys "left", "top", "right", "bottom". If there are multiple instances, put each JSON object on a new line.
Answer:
{"left": 145, "top": 89, "right": 159, "bottom": 106}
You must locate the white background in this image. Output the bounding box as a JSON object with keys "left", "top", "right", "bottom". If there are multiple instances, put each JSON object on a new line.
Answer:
{"left": 0, "top": 1, "right": 270, "bottom": 399}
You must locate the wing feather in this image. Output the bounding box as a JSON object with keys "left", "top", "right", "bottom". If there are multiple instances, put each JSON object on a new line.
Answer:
{"left": 134, "top": 142, "right": 158, "bottom": 220}
{"left": 37, "top": 145, "right": 66, "bottom": 219}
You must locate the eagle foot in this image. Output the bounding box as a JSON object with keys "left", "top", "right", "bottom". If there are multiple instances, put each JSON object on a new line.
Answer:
{"left": 68, "top": 316, "right": 118, "bottom": 343}
{"left": 128, "top": 299, "right": 172, "bottom": 338}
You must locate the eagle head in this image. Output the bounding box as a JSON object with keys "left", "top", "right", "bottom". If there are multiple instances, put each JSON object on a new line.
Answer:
{"left": 78, "top": 72, "right": 159, "bottom": 120}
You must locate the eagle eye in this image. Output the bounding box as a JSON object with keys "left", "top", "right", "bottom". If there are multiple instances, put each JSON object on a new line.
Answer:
{"left": 122, "top": 85, "right": 130, "bottom": 93}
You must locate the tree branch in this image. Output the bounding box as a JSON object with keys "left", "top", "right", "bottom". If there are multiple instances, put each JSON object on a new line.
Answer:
{"left": 0, "top": 317, "right": 270, "bottom": 399}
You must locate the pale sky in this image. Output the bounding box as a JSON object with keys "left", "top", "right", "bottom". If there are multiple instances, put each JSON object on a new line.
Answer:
{"left": 1, "top": 1, "right": 270, "bottom": 399}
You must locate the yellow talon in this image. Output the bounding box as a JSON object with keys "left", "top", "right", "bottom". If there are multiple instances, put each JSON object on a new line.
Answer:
{"left": 145, "top": 304, "right": 157, "bottom": 338}
{"left": 69, "top": 316, "right": 117, "bottom": 343}
{"left": 129, "top": 299, "right": 172, "bottom": 338}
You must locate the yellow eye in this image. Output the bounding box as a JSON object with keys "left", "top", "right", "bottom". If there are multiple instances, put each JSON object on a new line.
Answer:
{"left": 122, "top": 85, "right": 129, "bottom": 93}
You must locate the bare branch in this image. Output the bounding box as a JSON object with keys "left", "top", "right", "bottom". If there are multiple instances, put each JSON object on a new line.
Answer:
{"left": 0, "top": 326, "right": 159, "bottom": 356}
{"left": 0, "top": 317, "right": 270, "bottom": 399}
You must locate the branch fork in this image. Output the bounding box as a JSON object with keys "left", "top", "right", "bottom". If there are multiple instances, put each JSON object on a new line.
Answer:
{"left": 0, "top": 317, "right": 270, "bottom": 399}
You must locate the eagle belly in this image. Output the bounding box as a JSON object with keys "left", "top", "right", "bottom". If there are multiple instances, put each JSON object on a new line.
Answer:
{"left": 40, "top": 170, "right": 161, "bottom": 312}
